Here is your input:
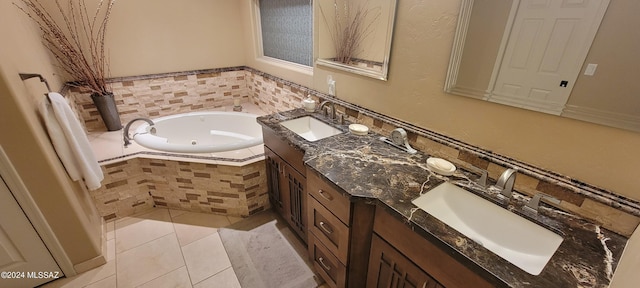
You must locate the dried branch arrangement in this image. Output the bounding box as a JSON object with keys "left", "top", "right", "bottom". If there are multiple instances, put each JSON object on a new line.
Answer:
{"left": 320, "top": 0, "right": 381, "bottom": 65}
{"left": 16, "top": 0, "right": 116, "bottom": 95}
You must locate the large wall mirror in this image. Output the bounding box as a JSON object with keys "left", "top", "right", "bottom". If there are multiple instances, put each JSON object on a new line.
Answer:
{"left": 315, "top": 0, "right": 398, "bottom": 80}
{"left": 445, "top": 0, "right": 640, "bottom": 132}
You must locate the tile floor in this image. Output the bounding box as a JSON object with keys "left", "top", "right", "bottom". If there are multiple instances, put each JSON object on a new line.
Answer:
{"left": 42, "top": 208, "right": 249, "bottom": 288}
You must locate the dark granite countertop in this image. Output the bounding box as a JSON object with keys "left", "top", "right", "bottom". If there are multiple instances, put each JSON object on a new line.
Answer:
{"left": 257, "top": 109, "right": 628, "bottom": 288}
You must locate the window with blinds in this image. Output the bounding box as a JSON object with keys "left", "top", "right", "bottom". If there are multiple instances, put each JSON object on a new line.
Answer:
{"left": 258, "top": 0, "right": 313, "bottom": 67}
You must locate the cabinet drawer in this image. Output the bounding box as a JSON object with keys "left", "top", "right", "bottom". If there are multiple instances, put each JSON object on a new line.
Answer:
{"left": 307, "top": 171, "right": 351, "bottom": 224}
{"left": 308, "top": 197, "right": 350, "bottom": 264}
{"left": 309, "top": 234, "right": 346, "bottom": 288}
{"left": 262, "top": 127, "right": 306, "bottom": 176}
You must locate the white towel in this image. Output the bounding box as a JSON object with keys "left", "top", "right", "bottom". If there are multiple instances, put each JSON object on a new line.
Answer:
{"left": 39, "top": 92, "right": 104, "bottom": 190}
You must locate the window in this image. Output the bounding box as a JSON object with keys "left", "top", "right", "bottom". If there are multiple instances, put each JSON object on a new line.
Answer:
{"left": 257, "top": 0, "right": 313, "bottom": 67}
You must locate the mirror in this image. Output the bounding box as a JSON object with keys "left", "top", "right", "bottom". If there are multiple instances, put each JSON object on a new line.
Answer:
{"left": 445, "top": 0, "right": 640, "bottom": 133}
{"left": 316, "top": 0, "right": 397, "bottom": 80}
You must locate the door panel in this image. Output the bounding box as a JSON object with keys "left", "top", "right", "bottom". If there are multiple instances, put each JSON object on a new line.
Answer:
{"left": 491, "top": 0, "right": 609, "bottom": 112}
{"left": 285, "top": 165, "right": 307, "bottom": 242}
{"left": 0, "top": 176, "right": 61, "bottom": 287}
{"left": 367, "top": 235, "right": 442, "bottom": 288}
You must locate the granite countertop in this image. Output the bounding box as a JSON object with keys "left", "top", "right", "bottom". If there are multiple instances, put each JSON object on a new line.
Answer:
{"left": 257, "top": 109, "right": 628, "bottom": 288}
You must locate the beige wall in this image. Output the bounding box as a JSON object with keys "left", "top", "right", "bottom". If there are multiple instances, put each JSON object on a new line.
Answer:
{"left": 568, "top": 0, "right": 640, "bottom": 116}
{"left": 0, "top": 0, "right": 102, "bottom": 267}
{"left": 455, "top": 0, "right": 511, "bottom": 93}
{"left": 95, "top": 0, "right": 246, "bottom": 78}
{"left": 310, "top": 0, "right": 640, "bottom": 202}
{"left": 610, "top": 226, "right": 640, "bottom": 287}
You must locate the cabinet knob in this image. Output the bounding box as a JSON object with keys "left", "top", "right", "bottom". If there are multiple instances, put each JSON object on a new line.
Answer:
{"left": 318, "top": 257, "right": 332, "bottom": 272}
{"left": 319, "top": 221, "right": 333, "bottom": 234}
{"left": 318, "top": 189, "right": 333, "bottom": 201}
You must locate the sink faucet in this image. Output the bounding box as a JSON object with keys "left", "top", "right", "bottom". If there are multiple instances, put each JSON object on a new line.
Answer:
{"left": 495, "top": 168, "right": 517, "bottom": 200}
{"left": 318, "top": 100, "right": 336, "bottom": 120}
{"left": 123, "top": 118, "right": 155, "bottom": 147}
{"left": 524, "top": 193, "right": 561, "bottom": 213}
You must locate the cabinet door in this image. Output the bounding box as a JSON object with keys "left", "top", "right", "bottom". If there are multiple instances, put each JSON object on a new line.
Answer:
{"left": 265, "top": 146, "right": 307, "bottom": 243}
{"left": 367, "top": 235, "right": 443, "bottom": 288}
{"left": 264, "top": 147, "right": 289, "bottom": 220}
{"left": 284, "top": 164, "right": 307, "bottom": 242}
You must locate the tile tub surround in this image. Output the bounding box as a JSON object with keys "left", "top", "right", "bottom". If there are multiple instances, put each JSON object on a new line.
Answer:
{"left": 65, "top": 67, "right": 250, "bottom": 132}
{"left": 258, "top": 109, "right": 628, "bottom": 288}
{"left": 93, "top": 158, "right": 268, "bottom": 221}
{"left": 87, "top": 103, "right": 269, "bottom": 220}
{"left": 67, "top": 66, "right": 639, "bottom": 236}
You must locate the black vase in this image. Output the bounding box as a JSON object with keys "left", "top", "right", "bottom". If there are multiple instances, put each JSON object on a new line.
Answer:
{"left": 91, "top": 92, "right": 122, "bottom": 131}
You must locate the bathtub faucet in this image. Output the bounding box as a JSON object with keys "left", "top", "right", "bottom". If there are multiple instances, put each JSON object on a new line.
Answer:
{"left": 123, "top": 118, "right": 155, "bottom": 147}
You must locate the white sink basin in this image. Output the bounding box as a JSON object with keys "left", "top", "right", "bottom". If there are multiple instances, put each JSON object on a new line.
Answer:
{"left": 412, "top": 182, "right": 563, "bottom": 275}
{"left": 280, "top": 116, "right": 343, "bottom": 142}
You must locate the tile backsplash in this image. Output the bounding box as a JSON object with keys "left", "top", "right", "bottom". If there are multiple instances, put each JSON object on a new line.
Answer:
{"left": 66, "top": 66, "right": 640, "bottom": 236}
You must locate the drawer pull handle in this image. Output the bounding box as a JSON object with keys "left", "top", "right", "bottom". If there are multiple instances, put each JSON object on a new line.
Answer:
{"left": 318, "top": 189, "right": 333, "bottom": 201}
{"left": 318, "top": 257, "right": 331, "bottom": 272}
{"left": 319, "top": 221, "right": 333, "bottom": 234}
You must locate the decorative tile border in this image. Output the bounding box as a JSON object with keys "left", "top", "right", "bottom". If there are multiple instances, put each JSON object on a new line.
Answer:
{"left": 97, "top": 151, "right": 265, "bottom": 167}
{"left": 64, "top": 66, "right": 640, "bottom": 236}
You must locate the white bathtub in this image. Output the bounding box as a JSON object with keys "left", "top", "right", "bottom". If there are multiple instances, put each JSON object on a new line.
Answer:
{"left": 132, "top": 111, "right": 263, "bottom": 153}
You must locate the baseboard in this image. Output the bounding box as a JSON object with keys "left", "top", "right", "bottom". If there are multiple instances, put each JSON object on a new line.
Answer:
{"left": 73, "top": 219, "right": 108, "bottom": 274}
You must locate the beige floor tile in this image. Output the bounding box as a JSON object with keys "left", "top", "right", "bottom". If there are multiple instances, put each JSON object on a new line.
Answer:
{"left": 107, "top": 239, "right": 115, "bottom": 261}
{"left": 115, "top": 209, "right": 174, "bottom": 253}
{"left": 41, "top": 261, "right": 115, "bottom": 288}
{"left": 226, "top": 215, "right": 243, "bottom": 225}
{"left": 116, "top": 233, "right": 185, "bottom": 288}
{"left": 84, "top": 275, "right": 116, "bottom": 288}
{"left": 193, "top": 267, "right": 241, "bottom": 288}
{"left": 172, "top": 212, "right": 231, "bottom": 246}
{"left": 106, "top": 221, "right": 115, "bottom": 240}
{"left": 182, "top": 233, "right": 231, "bottom": 285}
{"left": 169, "top": 209, "right": 189, "bottom": 218}
{"left": 137, "top": 266, "right": 192, "bottom": 288}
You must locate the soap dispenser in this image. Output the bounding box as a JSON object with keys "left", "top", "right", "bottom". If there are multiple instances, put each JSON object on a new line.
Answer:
{"left": 303, "top": 96, "right": 316, "bottom": 112}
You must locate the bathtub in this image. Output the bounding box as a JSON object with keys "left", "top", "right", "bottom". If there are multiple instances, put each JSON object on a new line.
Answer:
{"left": 133, "top": 111, "right": 263, "bottom": 153}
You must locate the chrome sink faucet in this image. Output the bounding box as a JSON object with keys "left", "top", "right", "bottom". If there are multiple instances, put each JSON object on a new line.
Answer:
{"left": 318, "top": 100, "right": 335, "bottom": 120}
{"left": 123, "top": 118, "right": 155, "bottom": 147}
{"left": 524, "top": 193, "right": 561, "bottom": 213}
{"left": 495, "top": 168, "right": 517, "bottom": 200}
{"left": 318, "top": 100, "right": 345, "bottom": 124}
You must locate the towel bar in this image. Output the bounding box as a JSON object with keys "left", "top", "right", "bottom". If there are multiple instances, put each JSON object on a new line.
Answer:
{"left": 19, "top": 73, "right": 52, "bottom": 102}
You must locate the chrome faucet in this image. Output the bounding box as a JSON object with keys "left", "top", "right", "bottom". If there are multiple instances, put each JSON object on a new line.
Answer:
{"left": 318, "top": 100, "right": 336, "bottom": 120}
{"left": 524, "top": 193, "right": 561, "bottom": 213}
{"left": 123, "top": 118, "right": 155, "bottom": 147}
{"left": 495, "top": 168, "right": 517, "bottom": 200}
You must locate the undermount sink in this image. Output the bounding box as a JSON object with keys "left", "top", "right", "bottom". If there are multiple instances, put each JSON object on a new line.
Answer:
{"left": 412, "top": 182, "right": 563, "bottom": 275}
{"left": 280, "top": 116, "right": 343, "bottom": 142}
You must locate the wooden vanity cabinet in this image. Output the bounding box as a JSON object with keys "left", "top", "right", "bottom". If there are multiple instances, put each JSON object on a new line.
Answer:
{"left": 372, "top": 206, "right": 494, "bottom": 288}
{"left": 307, "top": 170, "right": 375, "bottom": 288}
{"left": 367, "top": 234, "right": 443, "bottom": 288}
{"left": 263, "top": 128, "right": 307, "bottom": 242}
